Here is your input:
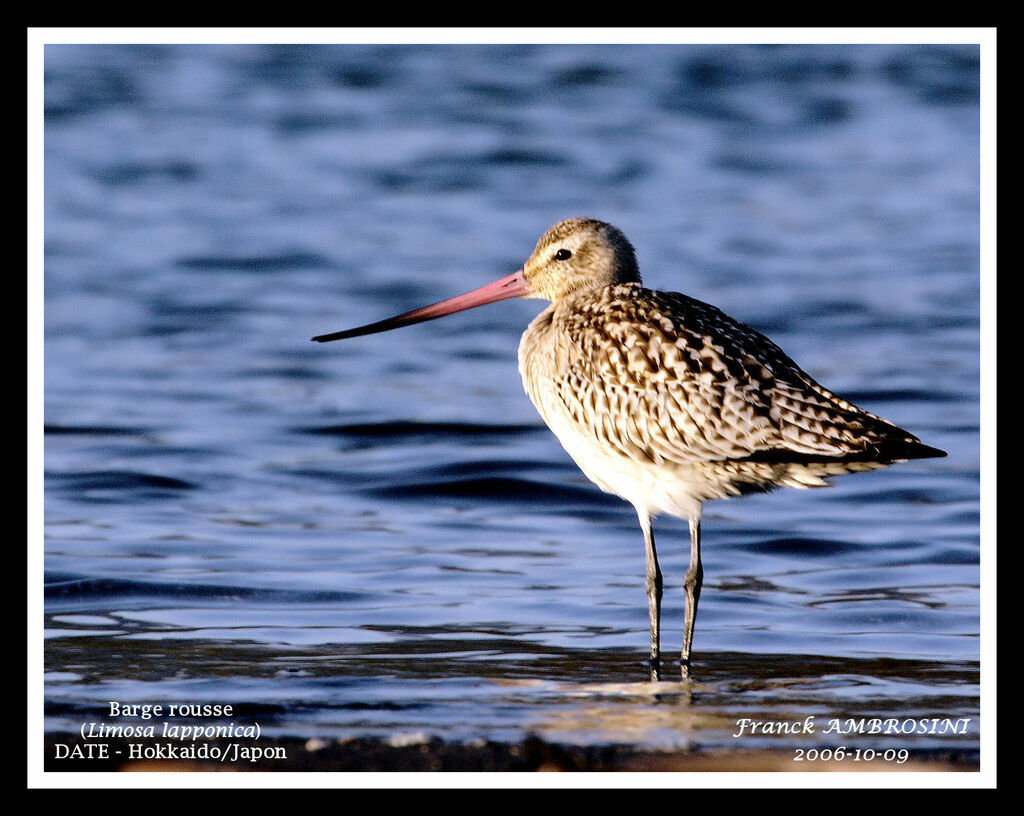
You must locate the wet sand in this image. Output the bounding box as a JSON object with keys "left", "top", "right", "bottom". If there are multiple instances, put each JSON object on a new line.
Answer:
{"left": 44, "top": 733, "right": 978, "bottom": 774}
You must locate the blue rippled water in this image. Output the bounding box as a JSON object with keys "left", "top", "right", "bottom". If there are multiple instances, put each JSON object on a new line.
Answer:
{"left": 40, "top": 40, "right": 982, "bottom": 767}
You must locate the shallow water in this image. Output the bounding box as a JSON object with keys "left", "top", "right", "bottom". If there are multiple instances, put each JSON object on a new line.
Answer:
{"left": 41, "top": 42, "right": 981, "bottom": 769}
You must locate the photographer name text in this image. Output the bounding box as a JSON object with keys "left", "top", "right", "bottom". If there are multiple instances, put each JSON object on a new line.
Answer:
{"left": 733, "top": 716, "right": 972, "bottom": 738}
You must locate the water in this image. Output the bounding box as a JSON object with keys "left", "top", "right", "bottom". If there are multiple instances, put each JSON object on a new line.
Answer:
{"left": 40, "top": 41, "right": 981, "bottom": 773}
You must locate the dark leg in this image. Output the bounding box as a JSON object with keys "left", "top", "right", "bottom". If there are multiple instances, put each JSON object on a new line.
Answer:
{"left": 681, "top": 517, "right": 703, "bottom": 675}
{"left": 639, "top": 509, "right": 662, "bottom": 679}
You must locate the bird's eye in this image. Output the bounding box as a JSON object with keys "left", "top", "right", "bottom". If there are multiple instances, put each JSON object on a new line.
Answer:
{"left": 554, "top": 249, "right": 572, "bottom": 261}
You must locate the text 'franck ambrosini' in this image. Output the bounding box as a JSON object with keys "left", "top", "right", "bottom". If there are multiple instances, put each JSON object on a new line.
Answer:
{"left": 733, "top": 717, "right": 972, "bottom": 738}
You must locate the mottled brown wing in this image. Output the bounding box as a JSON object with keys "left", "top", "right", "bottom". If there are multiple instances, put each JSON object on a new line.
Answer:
{"left": 553, "top": 285, "right": 929, "bottom": 465}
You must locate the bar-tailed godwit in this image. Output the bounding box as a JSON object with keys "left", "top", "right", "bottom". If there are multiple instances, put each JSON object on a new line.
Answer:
{"left": 313, "top": 218, "right": 945, "bottom": 678}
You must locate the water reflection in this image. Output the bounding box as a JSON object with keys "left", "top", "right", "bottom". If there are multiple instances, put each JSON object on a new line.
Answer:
{"left": 619, "top": 453, "right": 936, "bottom": 683}
{"left": 44, "top": 617, "right": 977, "bottom": 760}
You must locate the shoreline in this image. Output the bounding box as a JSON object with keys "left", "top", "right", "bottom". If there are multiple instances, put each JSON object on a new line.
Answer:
{"left": 43, "top": 733, "right": 980, "bottom": 774}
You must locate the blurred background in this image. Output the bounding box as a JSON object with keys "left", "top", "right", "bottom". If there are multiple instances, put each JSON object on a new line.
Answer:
{"left": 39, "top": 39, "right": 981, "bottom": 766}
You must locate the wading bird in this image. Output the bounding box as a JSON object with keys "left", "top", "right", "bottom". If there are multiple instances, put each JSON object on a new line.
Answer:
{"left": 313, "top": 218, "right": 945, "bottom": 678}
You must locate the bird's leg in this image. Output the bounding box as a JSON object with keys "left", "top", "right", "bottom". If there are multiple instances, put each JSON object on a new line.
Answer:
{"left": 639, "top": 509, "right": 663, "bottom": 679}
{"left": 681, "top": 517, "right": 703, "bottom": 674}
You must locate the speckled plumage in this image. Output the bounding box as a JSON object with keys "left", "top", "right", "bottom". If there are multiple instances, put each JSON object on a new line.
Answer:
{"left": 313, "top": 217, "right": 945, "bottom": 678}
{"left": 519, "top": 282, "right": 931, "bottom": 511}
{"left": 512, "top": 219, "right": 943, "bottom": 675}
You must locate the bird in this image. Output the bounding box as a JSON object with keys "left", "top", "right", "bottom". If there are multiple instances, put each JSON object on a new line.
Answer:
{"left": 312, "top": 218, "right": 946, "bottom": 679}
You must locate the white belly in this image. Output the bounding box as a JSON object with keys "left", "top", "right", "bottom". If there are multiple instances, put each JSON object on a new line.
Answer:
{"left": 518, "top": 308, "right": 705, "bottom": 520}
{"left": 517, "top": 307, "right": 836, "bottom": 522}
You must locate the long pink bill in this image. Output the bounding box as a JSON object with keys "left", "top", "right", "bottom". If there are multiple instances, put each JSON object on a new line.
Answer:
{"left": 312, "top": 269, "right": 528, "bottom": 343}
